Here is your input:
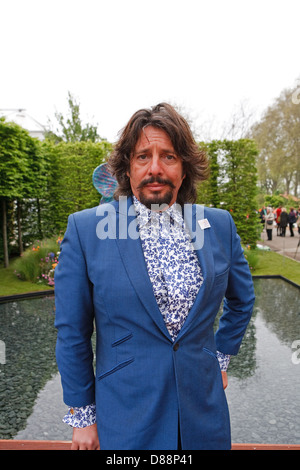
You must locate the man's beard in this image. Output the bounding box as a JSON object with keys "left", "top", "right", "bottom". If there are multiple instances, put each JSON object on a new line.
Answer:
{"left": 137, "top": 176, "right": 175, "bottom": 210}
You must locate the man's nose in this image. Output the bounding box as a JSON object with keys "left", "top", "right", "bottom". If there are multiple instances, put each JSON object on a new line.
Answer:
{"left": 148, "top": 154, "right": 162, "bottom": 175}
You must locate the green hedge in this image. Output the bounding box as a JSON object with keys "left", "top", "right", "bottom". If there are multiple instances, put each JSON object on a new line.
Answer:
{"left": 197, "top": 139, "right": 261, "bottom": 248}
{"left": 1, "top": 131, "right": 260, "bottom": 264}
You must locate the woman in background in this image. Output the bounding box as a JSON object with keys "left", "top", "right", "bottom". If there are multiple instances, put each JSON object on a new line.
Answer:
{"left": 265, "top": 207, "right": 275, "bottom": 241}
{"left": 279, "top": 208, "right": 288, "bottom": 237}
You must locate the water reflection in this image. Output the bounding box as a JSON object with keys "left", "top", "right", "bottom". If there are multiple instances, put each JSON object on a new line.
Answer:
{"left": 225, "top": 278, "right": 300, "bottom": 380}
{"left": 0, "top": 278, "right": 299, "bottom": 444}
{"left": 0, "top": 296, "right": 58, "bottom": 439}
{"left": 225, "top": 278, "right": 300, "bottom": 444}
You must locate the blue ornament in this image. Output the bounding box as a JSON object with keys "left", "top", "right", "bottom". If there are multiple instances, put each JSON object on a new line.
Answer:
{"left": 92, "top": 163, "right": 118, "bottom": 204}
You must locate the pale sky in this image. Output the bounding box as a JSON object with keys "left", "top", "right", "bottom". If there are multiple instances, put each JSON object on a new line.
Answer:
{"left": 1, "top": 0, "right": 300, "bottom": 142}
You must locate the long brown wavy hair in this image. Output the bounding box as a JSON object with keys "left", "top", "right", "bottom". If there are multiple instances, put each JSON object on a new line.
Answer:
{"left": 108, "top": 102, "right": 209, "bottom": 206}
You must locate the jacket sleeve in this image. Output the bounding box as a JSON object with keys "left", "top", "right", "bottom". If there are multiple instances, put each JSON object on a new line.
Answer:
{"left": 54, "top": 213, "right": 95, "bottom": 407}
{"left": 215, "top": 212, "right": 255, "bottom": 356}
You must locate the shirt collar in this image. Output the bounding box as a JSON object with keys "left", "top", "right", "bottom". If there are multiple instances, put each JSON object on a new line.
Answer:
{"left": 132, "top": 195, "right": 184, "bottom": 228}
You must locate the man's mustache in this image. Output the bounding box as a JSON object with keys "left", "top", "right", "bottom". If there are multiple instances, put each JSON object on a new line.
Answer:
{"left": 137, "top": 176, "right": 175, "bottom": 190}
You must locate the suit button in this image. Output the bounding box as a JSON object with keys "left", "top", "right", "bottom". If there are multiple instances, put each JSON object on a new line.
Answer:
{"left": 173, "top": 343, "right": 179, "bottom": 351}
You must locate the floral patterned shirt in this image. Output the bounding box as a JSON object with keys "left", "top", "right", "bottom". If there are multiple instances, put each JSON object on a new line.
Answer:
{"left": 63, "top": 197, "right": 230, "bottom": 428}
{"left": 135, "top": 197, "right": 204, "bottom": 341}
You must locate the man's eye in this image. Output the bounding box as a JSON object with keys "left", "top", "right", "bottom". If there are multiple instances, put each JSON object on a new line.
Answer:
{"left": 165, "top": 154, "right": 176, "bottom": 160}
{"left": 137, "top": 154, "right": 148, "bottom": 160}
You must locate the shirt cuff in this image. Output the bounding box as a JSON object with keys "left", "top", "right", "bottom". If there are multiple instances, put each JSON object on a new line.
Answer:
{"left": 217, "top": 351, "right": 231, "bottom": 371}
{"left": 63, "top": 403, "right": 96, "bottom": 428}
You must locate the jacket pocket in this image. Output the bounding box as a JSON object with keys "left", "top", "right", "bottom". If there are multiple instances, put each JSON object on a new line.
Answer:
{"left": 214, "top": 267, "right": 230, "bottom": 286}
{"left": 97, "top": 357, "right": 134, "bottom": 381}
{"left": 111, "top": 332, "right": 133, "bottom": 347}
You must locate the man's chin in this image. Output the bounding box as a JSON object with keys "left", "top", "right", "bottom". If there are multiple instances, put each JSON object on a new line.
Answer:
{"left": 138, "top": 190, "right": 173, "bottom": 210}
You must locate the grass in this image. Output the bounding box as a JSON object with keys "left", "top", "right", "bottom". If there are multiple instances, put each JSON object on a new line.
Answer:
{"left": 252, "top": 249, "right": 300, "bottom": 286}
{"left": 0, "top": 246, "right": 299, "bottom": 298}
{"left": 0, "top": 259, "right": 54, "bottom": 297}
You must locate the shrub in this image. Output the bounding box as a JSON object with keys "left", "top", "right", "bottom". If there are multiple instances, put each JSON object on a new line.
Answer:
{"left": 14, "top": 237, "right": 62, "bottom": 286}
{"left": 243, "top": 246, "right": 259, "bottom": 272}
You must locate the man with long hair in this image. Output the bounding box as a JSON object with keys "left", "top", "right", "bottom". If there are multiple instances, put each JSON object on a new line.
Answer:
{"left": 55, "top": 103, "right": 255, "bottom": 450}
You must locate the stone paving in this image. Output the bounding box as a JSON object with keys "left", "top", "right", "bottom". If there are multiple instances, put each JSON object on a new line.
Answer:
{"left": 259, "top": 225, "right": 300, "bottom": 263}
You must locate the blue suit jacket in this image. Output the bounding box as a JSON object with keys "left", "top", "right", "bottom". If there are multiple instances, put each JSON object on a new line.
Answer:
{"left": 55, "top": 196, "right": 255, "bottom": 450}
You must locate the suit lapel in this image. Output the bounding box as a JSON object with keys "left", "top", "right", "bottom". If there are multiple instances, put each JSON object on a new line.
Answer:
{"left": 114, "top": 196, "right": 171, "bottom": 341}
{"left": 176, "top": 204, "right": 215, "bottom": 339}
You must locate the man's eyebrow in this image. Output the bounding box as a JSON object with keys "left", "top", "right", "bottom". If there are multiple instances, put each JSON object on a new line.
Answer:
{"left": 134, "top": 148, "right": 149, "bottom": 155}
{"left": 133, "top": 148, "right": 177, "bottom": 156}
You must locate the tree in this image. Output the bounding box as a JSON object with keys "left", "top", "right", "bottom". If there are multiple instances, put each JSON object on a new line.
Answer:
{"left": 40, "top": 139, "right": 112, "bottom": 233}
{"left": 197, "top": 139, "right": 260, "bottom": 248}
{"left": 197, "top": 141, "right": 221, "bottom": 207}
{"left": 0, "top": 119, "right": 44, "bottom": 266}
{"left": 46, "top": 91, "right": 101, "bottom": 143}
{"left": 220, "top": 139, "right": 260, "bottom": 247}
{"left": 251, "top": 81, "right": 300, "bottom": 197}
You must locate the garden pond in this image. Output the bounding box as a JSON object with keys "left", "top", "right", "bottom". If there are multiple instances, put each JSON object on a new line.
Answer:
{"left": 0, "top": 277, "right": 299, "bottom": 444}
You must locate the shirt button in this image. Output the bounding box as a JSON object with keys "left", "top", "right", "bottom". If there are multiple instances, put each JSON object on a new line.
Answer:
{"left": 173, "top": 343, "right": 180, "bottom": 351}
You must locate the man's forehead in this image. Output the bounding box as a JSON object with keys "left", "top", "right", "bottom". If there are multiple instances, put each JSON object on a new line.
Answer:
{"left": 135, "top": 126, "right": 174, "bottom": 149}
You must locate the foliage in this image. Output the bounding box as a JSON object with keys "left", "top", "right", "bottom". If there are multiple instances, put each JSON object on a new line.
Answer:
{"left": 0, "top": 126, "right": 112, "bottom": 265}
{"left": 0, "top": 119, "right": 45, "bottom": 266}
{"left": 0, "top": 108, "right": 259, "bottom": 265}
{"left": 197, "top": 139, "right": 261, "bottom": 247}
{"left": 263, "top": 193, "right": 285, "bottom": 209}
{"left": 14, "top": 237, "right": 61, "bottom": 286}
{"left": 198, "top": 141, "right": 220, "bottom": 207}
{"left": 40, "top": 139, "right": 112, "bottom": 233}
{"left": 46, "top": 91, "right": 101, "bottom": 143}
{"left": 0, "top": 119, "right": 28, "bottom": 199}
{"left": 250, "top": 82, "right": 300, "bottom": 197}
{"left": 257, "top": 193, "right": 300, "bottom": 213}
{"left": 0, "top": 119, "right": 45, "bottom": 198}
{"left": 243, "top": 246, "right": 259, "bottom": 271}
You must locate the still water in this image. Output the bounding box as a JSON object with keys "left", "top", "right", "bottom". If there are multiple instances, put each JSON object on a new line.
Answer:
{"left": 0, "top": 278, "right": 299, "bottom": 444}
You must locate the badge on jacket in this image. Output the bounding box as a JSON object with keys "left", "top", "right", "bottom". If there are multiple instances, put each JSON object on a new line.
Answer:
{"left": 198, "top": 218, "right": 211, "bottom": 230}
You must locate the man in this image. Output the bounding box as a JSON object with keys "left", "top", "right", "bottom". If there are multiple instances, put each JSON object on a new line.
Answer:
{"left": 55, "top": 103, "right": 255, "bottom": 450}
{"left": 288, "top": 207, "right": 297, "bottom": 237}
